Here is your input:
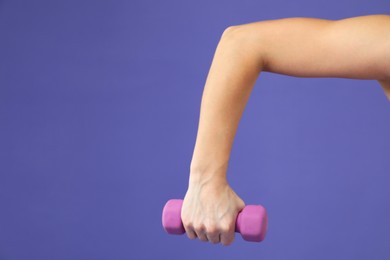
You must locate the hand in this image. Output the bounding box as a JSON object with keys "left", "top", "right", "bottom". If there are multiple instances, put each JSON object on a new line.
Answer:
{"left": 181, "top": 175, "right": 245, "bottom": 245}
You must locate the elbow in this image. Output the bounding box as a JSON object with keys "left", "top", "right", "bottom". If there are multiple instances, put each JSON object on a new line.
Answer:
{"left": 221, "top": 25, "right": 243, "bottom": 39}
{"left": 220, "top": 25, "right": 252, "bottom": 45}
{"left": 219, "top": 24, "right": 266, "bottom": 71}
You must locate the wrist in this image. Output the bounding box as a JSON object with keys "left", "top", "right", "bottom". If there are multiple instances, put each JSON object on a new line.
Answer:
{"left": 189, "top": 161, "right": 229, "bottom": 186}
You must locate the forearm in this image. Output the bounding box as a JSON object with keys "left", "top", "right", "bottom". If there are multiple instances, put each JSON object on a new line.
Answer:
{"left": 189, "top": 27, "right": 263, "bottom": 183}
{"left": 185, "top": 31, "right": 261, "bottom": 244}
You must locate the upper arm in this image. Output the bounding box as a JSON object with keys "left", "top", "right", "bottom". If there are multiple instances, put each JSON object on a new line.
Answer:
{"left": 253, "top": 15, "right": 390, "bottom": 80}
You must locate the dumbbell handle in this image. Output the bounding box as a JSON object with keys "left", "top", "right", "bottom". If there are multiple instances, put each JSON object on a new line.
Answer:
{"left": 162, "top": 199, "right": 268, "bottom": 242}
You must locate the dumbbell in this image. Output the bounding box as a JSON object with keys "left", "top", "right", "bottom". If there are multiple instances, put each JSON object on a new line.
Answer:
{"left": 162, "top": 199, "right": 268, "bottom": 242}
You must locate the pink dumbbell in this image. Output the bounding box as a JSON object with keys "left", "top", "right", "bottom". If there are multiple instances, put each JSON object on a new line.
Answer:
{"left": 162, "top": 199, "right": 268, "bottom": 242}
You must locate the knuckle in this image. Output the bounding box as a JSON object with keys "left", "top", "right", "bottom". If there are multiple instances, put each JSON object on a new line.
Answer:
{"left": 220, "top": 222, "right": 232, "bottom": 233}
{"left": 206, "top": 225, "right": 218, "bottom": 235}
{"left": 193, "top": 223, "right": 205, "bottom": 232}
{"left": 183, "top": 221, "right": 193, "bottom": 230}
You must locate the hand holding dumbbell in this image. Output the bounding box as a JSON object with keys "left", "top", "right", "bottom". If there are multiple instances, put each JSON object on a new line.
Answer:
{"left": 162, "top": 199, "right": 268, "bottom": 242}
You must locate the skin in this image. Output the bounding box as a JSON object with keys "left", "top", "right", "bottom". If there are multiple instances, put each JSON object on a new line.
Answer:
{"left": 181, "top": 15, "right": 390, "bottom": 246}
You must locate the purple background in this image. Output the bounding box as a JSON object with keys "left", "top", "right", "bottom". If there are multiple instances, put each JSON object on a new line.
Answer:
{"left": 1, "top": 0, "right": 389, "bottom": 259}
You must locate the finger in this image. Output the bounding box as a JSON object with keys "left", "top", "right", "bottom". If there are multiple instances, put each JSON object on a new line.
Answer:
{"left": 186, "top": 228, "right": 197, "bottom": 240}
{"left": 206, "top": 226, "right": 220, "bottom": 244}
{"left": 220, "top": 225, "right": 235, "bottom": 246}
{"left": 221, "top": 232, "right": 234, "bottom": 246}
{"left": 182, "top": 223, "right": 197, "bottom": 240}
{"left": 206, "top": 232, "right": 221, "bottom": 244}
{"left": 195, "top": 229, "right": 208, "bottom": 242}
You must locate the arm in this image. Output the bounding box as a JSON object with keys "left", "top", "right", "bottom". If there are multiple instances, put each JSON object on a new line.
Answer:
{"left": 182, "top": 14, "right": 390, "bottom": 246}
